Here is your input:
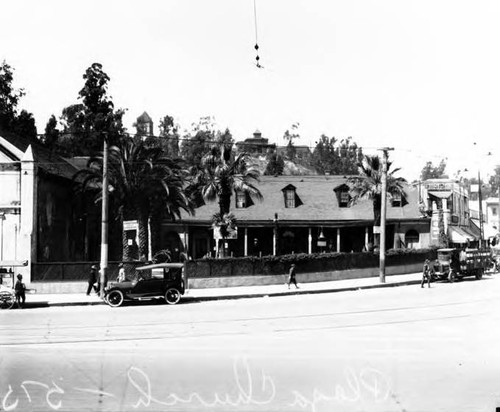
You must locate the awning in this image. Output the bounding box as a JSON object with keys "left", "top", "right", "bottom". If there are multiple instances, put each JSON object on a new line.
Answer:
{"left": 448, "top": 226, "right": 478, "bottom": 243}
{"left": 429, "top": 191, "right": 452, "bottom": 199}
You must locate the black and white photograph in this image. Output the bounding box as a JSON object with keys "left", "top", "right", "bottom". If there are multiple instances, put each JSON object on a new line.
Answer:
{"left": 1, "top": 1, "right": 500, "bottom": 411}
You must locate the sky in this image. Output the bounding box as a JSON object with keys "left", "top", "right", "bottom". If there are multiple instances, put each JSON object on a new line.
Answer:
{"left": 2, "top": 0, "right": 500, "bottom": 181}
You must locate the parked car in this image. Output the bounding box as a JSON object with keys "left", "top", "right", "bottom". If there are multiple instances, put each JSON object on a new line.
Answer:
{"left": 104, "top": 262, "right": 186, "bottom": 307}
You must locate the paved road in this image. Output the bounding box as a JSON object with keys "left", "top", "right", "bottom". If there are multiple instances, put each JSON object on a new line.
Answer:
{"left": 1, "top": 276, "right": 500, "bottom": 411}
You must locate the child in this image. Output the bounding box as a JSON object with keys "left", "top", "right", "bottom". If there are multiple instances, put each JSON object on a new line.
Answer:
{"left": 15, "top": 274, "right": 26, "bottom": 308}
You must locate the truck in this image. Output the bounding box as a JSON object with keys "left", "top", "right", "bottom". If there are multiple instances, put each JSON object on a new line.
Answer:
{"left": 432, "top": 248, "right": 492, "bottom": 281}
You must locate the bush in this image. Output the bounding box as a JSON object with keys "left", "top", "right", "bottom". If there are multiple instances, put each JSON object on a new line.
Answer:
{"left": 187, "top": 248, "right": 436, "bottom": 278}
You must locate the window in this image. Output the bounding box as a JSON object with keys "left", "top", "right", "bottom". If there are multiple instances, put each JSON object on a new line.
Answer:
{"left": 492, "top": 207, "right": 498, "bottom": 217}
{"left": 405, "top": 230, "right": 419, "bottom": 249}
{"left": 339, "top": 190, "right": 350, "bottom": 208}
{"left": 285, "top": 189, "right": 295, "bottom": 208}
{"left": 236, "top": 191, "right": 246, "bottom": 208}
{"left": 392, "top": 192, "right": 402, "bottom": 207}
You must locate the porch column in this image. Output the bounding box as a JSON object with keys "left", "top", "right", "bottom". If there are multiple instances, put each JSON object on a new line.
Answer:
{"left": 365, "top": 226, "right": 369, "bottom": 250}
{"left": 244, "top": 227, "right": 248, "bottom": 256}
{"left": 308, "top": 228, "right": 312, "bottom": 254}
{"left": 181, "top": 229, "right": 189, "bottom": 258}
{"left": 336, "top": 228, "right": 341, "bottom": 252}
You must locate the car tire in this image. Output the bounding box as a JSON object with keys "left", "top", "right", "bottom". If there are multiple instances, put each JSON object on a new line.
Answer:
{"left": 165, "top": 288, "right": 181, "bottom": 305}
{"left": 475, "top": 269, "right": 483, "bottom": 280}
{"left": 107, "top": 290, "right": 124, "bottom": 307}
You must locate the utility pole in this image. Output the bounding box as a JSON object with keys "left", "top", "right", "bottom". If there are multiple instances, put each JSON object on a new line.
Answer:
{"left": 478, "top": 170, "right": 484, "bottom": 249}
{"left": 99, "top": 136, "right": 109, "bottom": 298}
{"left": 379, "top": 147, "right": 393, "bottom": 283}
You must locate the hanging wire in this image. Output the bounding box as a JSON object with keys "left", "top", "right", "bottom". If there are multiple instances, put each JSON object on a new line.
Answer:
{"left": 253, "top": 0, "right": 263, "bottom": 68}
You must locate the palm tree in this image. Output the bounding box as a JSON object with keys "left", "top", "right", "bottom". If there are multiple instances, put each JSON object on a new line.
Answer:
{"left": 75, "top": 137, "right": 193, "bottom": 261}
{"left": 212, "top": 212, "right": 237, "bottom": 257}
{"left": 348, "top": 154, "right": 407, "bottom": 248}
{"left": 193, "top": 144, "right": 263, "bottom": 215}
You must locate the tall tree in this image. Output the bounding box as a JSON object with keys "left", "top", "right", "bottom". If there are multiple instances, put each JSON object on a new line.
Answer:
{"left": 348, "top": 155, "right": 407, "bottom": 247}
{"left": 283, "top": 123, "right": 300, "bottom": 159}
{"left": 0, "top": 61, "right": 24, "bottom": 132}
{"left": 193, "top": 144, "right": 263, "bottom": 216}
{"left": 58, "top": 63, "right": 125, "bottom": 156}
{"left": 488, "top": 165, "right": 500, "bottom": 197}
{"left": 216, "top": 128, "right": 234, "bottom": 146}
{"left": 264, "top": 151, "right": 285, "bottom": 176}
{"left": 75, "top": 137, "right": 193, "bottom": 261}
{"left": 43, "top": 115, "right": 60, "bottom": 147}
{"left": 180, "top": 117, "right": 217, "bottom": 168}
{"left": 11, "top": 109, "right": 37, "bottom": 142}
{"left": 144, "top": 114, "right": 180, "bottom": 157}
{"left": 311, "top": 135, "right": 362, "bottom": 175}
{"left": 420, "top": 159, "right": 447, "bottom": 180}
{"left": 0, "top": 61, "right": 37, "bottom": 141}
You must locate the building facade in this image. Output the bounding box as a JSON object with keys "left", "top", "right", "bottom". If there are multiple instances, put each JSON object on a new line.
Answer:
{"left": 420, "top": 179, "right": 478, "bottom": 246}
{"left": 163, "top": 175, "right": 431, "bottom": 259}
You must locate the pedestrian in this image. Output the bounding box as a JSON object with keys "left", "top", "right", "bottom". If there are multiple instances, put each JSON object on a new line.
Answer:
{"left": 87, "top": 265, "right": 98, "bottom": 295}
{"left": 287, "top": 264, "right": 299, "bottom": 289}
{"left": 15, "top": 274, "right": 26, "bottom": 308}
{"left": 117, "top": 263, "right": 126, "bottom": 282}
{"left": 421, "top": 259, "right": 433, "bottom": 288}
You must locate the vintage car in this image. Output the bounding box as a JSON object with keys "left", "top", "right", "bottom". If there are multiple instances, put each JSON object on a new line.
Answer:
{"left": 104, "top": 262, "right": 186, "bottom": 307}
{"left": 433, "top": 248, "right": 491, "bottom": 281}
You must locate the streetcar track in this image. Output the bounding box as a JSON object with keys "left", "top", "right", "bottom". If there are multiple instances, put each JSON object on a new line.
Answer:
{"left": 0, "top": 295, "right": 495, "bottom": 332}
{"left": 0, "top": 311, "right": 486, "bottom": 347}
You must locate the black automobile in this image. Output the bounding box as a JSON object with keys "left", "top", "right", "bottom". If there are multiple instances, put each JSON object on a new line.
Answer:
{"left": 104, "top": 262, "right": 186, "bottom": 307}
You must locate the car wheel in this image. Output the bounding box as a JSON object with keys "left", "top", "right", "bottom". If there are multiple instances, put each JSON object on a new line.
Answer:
{"left": 165, "top": 288, "right": 181, "bottom": 305}
{"left": 476, "top": 269, "right": 483, "bottom": 280}
{"left": 0, "top": 291, "right": 15, "bottom": 309}
{"left": 107, "top": 290, "right": 124, "bottom": 307}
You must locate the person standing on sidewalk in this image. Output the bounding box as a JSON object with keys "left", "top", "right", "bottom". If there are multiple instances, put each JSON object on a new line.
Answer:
{"left": 15, "top": 274, "right": 26, "bottom": 308}
{"left": 87, "top": 265, "right": 98, "bottom": 295}
{"left": 421, "top": 259, "right": 433, "bottom": 288}
{"left": 117, "top": 263, "right": 126, "bottom": 282}
{"left": 287, "top": 264, "right": 299, "bottom": 289}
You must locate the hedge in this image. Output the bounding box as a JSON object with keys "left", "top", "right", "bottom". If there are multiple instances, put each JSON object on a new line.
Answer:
{"left": 185, "top": 248, "right": 437, "bottom": 278}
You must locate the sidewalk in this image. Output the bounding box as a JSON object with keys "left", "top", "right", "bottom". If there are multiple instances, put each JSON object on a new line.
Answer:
{"left": 19, "top": 272, "right": 423, "bottom": 308}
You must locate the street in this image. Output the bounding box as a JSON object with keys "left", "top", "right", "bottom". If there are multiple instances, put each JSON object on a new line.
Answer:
{"left": 1, "top": 276, "right": 500, "bottom": 412}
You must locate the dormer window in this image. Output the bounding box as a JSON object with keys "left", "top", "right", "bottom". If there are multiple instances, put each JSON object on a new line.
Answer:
{"left": 339, "top": 190, "right": 350, "bottom": 207}
{"left": 281, "top": 184, "right": 302, "bottom": 208}
{"left": 334, "top": 184, "right": 351, "bottom": 208}
{"left": 392, "top": 192, "right": 406, "bottom": 207}
{"left": 285, "top": 188, "right": 295, "bottom": 208}
{"left": 236, "top": 191, "right": 247, "bottom": 208}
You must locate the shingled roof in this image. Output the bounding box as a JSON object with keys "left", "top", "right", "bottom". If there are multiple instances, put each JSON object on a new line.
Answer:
{"left": 182, "top": 175, "right": 422, "bottom": 225}
{"left": 0, "top": 132, "right": 80, "bottom": 180}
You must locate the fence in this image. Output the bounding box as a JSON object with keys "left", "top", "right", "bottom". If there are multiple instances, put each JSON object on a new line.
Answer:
{"left": 32, "top": 261, "right": 144, "bottom": 281}
{"left": 32, "top": 249, "right": 437, "bottom": 282}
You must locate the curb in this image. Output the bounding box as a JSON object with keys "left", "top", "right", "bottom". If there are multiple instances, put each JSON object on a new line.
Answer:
{"left": 181, "top": 279, "right": 422, "bottom": 302}
{"left": 21, "top": 279, "right": 421, "bottom": 308}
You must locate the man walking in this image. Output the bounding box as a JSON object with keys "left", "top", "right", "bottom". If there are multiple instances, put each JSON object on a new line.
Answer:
{"left": 15, "top": 274, "right": 26, "bottom": 308}
{"left": 287, "top": 263, "right": 299, "bottom": 289}
{"left": 87, "top": 265, "right": 98, "bottom": 295}
{"left": 421, "top": 259, "right": 433, "bottom": 288}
